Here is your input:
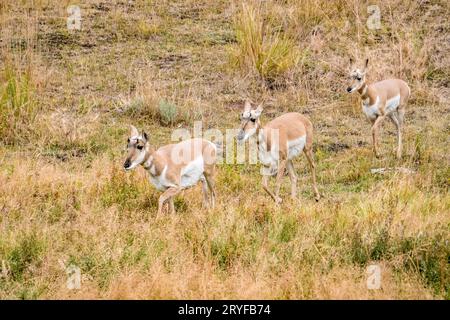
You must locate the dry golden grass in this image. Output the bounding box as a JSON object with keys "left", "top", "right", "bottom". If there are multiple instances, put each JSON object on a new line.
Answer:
{"left": 0, "top": 0, "right": 449, "bottom": 299}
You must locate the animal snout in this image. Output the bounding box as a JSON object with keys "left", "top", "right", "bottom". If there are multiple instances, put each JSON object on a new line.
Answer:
{"left": 346, "top": 87, "right": 353, "bottom": 93}
{"left": 123, "top": 159, "right": 131, "bottom": 170}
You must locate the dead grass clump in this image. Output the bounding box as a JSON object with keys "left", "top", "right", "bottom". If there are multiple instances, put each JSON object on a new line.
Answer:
{"left": 0, "top": 61, "right": 38, "bottom": 145}
{"left": 228, "top": 2, "right": 301, "bottom": 83}
{"left": 118, "top": 88, "right": 193, "bottom": 127}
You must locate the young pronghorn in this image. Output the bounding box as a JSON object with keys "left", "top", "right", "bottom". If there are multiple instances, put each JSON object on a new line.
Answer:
{"left": 347, "top": 58, "right": 411, "bottom": 158}
{"left": 123, "top": 125, "right": 217, "bottom": 216}
{"left": 236, "top": 101, "right": 320, "bottom": 204}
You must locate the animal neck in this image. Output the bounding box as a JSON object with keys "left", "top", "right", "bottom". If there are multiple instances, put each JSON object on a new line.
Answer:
{"left": 257, "top": 125, "right": 276, "bottom": 152}
{"left": 255, "top": 122, "right": 264, "bottom": 147}
{"left": 142, "top": 146, "right": 157, "bottom": 171}
{"left": 358, "top": 81, "right": 369, "bottom": 99}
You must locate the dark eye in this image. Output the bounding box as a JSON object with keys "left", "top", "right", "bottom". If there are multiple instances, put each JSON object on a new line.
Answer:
{"left": 137, "top": 145, "right": 143, "bottom": 150}
{"left": 356, "top": 76, "right": 362, "bottom": 81}
{"left": 250, "top": 118, "right": 256, "bottom": 123}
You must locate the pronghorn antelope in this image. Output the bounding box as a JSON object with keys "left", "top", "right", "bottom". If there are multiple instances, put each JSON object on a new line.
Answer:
{"left": 123, "top": 125, "right": 217, "bottom": 216}
{"left": 347, "top": 58, "right": 411, "bottom": 158}
{"left": 236, "top": 101, "right": 320, "bottom": 204}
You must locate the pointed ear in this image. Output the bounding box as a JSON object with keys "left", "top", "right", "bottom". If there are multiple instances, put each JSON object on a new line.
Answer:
{"left": 141, "top": 131, "right": 149, "bottom": 142}
{"left": 363, "top": 58, "right": 369, "bottom": 71}
{"left": 244, "top": 100, "right": 252, "bottom": 112}
{"left": 349, "top": 58, "right": 355, "bottom": 72}
{"left": 253, "top": 104, "right": 263, "bottom": 118}
{"left": 130, "top": 125, "right": 139, "bottom": 137}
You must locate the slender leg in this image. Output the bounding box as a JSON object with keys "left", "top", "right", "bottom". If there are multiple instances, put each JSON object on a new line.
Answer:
{"left": 371, "top": 115, "right": 386, "bottom": 158}
{"left": 371, "top": 121, "right": 377, "bottom": 157}
{"left": 286, "top": 160, "right": 297, "bottom": 199}
{"left": 397, "top": 108, "right": 405, "bottom": 126}
{"left": 204, "top": 173, "right": 216, "bottom": 209}
{"left": 160, "top": 201, "right": 169, "bottom": 214}
{"left": 201, "top": 178, "right": 210, "bottom": 208}
{"left": 262, "top": 174, "right": 278, "bottom": 203}
{"left": 397, "top": 108, "right": 405, "bottom": 158}
{"left": 273, "top": 159, "right": 287, "bottom": 204}
{"left": 158, "top": 187, "right": 182, "bottom": 217}
{"left": 304, "top": 148, "right": 320, "bottom": 201}
{"left": 389, "top": 112, "right": 402, "bottom": 159}
{"left": 168, "top": 198, "right": 175, "bottom": 214}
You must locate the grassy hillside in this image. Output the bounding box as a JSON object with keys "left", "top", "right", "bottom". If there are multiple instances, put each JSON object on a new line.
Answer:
{"left": 0, "top": 0, "right": 449, "bottom": 299}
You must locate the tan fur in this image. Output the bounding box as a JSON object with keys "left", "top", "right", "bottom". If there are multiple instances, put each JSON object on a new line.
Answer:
{"left": 263, "top": 113, "right": 313, "bottom": 156}
{"left": 347, "top": 59, "right": 410, "bottom": 158}
{"left": 237, "top": 103, "right": 320, "bottom": 204}
{"left": 146, "top": 139, "right": 216, "bottom": 178}
{"left": 124, "top": 126, "right": 217, "bottom": 216}
{"left": 359, "top": 79, "right": 410, "bottom": 115}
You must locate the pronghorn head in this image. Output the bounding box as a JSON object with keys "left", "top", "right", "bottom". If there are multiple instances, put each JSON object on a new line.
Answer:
{"left": 347, "top": 58, "right": 368, "bottom": 93}
{"left": 237, "top": 100, "right": 263, "bottom": 142}
{"left": 123, "top": 125, "right": 149, "bottom": 171}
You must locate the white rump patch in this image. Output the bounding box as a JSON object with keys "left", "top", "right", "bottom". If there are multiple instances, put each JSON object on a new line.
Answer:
{"left": 287, "top": 135, "right": 306, "bottom": 160}
{"left": 180, "top": 157, "right": 204, "bottom": 188}
{"left": 385, "top": 94, "right": 401, "bottom": 114}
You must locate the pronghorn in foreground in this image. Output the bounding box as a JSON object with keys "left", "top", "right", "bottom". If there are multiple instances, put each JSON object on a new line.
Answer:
{"left": 123, "top": 125, "right": 217, "bottom": 216}
{"left": 236, "top": 101, "right": 320, "bottom": 204}
{"left": 347, "top": 58, "right": 411, "bottom": 159}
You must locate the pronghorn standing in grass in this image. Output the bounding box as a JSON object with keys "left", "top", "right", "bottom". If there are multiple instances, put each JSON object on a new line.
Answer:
{"left": 347, "top": 58, "right": 411, "bottom": 159}
{"left": 236, "top": 101, "right": 320, "bottom": 204}
{"left": 123, "top": 125, "right": 217, "bottom": 217}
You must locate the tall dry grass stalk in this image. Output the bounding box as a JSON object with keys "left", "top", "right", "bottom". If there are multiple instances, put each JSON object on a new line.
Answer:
{"left": 0, "top": 0, "right": 43, "bottom": 145}
{"left": 0, "top": 59, "right": 38, "bottom": 145}
{"left": 229, "top": 2, "right": 300, "bottom": 82}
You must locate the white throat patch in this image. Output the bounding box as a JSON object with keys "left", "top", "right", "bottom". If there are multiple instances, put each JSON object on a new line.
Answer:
{"left": 242, "top": 127, "right": 257, "bottom": 141}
